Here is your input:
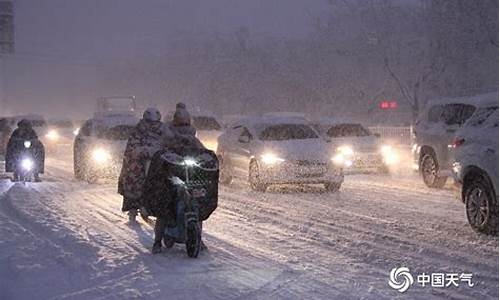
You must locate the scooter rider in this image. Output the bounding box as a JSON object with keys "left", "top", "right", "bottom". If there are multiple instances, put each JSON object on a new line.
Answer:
{"left": 151, "top": 103, "right": 205, "bottom": 254}
{"left": 5, "top": 119, "right": 45, "bottom": 182}
{"left": 118, "top": 107, "right": 168, "bottom": 222}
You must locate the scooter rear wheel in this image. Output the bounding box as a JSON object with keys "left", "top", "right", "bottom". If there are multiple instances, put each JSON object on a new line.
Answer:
{"left": 185, "top": 221, "right": 201, "bottom": 258}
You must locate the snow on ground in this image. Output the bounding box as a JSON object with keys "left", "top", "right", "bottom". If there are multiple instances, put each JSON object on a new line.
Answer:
{"left": 0, "top": 154, "right": 497, "bottom": 299}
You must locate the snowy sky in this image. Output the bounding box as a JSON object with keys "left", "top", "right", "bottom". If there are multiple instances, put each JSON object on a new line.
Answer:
{"left": 14, "top": 0, "right": 329, "bottom": 60}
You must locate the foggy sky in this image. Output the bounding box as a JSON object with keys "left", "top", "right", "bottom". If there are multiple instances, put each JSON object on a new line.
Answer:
{"left": 15, "top": 0, "right": 328, "bottom": 61}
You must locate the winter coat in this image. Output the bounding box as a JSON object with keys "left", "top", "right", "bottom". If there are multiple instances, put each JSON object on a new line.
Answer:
{"left": 5, "top": 126, "right": 45, "bottom": 173}
{"left": 142, "top": 147, "right": 219, "bottom": 222}
{"left": 118, "top": 119, "right": 165, "bottom": 211}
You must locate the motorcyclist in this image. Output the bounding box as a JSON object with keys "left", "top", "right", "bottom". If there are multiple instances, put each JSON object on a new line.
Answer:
{"left": 151, "top": 103, "right": 205, "bottom": 254}
{"left": 5, "top": 119, "right": 45, "bottom": 182}
{"left": 118, "top": 107, "right": 167, "bottom": 222}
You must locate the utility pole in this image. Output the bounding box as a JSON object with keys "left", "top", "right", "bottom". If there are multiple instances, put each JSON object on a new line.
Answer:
{"left": 0, "top": 0, "right": 14, "bottom": 113}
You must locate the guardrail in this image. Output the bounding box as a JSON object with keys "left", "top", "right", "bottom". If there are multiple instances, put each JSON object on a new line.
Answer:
{"left": 368, "top": 126, "right": 413, "bottom": 146}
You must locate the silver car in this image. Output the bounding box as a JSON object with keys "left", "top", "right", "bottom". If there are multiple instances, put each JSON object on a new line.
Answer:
{"left": 312, "top": 120, "right": 398, "bottom": 173}
{"left": 451, "top": 101, "right": 498, "bottom": 235}
{"left": 216, "top": 117, "right": 344, "bottom": 192}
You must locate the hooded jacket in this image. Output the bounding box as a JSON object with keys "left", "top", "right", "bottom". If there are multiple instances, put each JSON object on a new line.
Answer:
{"left": 118, "top": 118, "right": 165, "bottom": 210}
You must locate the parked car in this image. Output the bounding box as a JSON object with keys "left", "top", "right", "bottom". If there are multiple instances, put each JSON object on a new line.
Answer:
{"left": 73, "top": 114, "right": 138, "bottom": 182}
{"left": 450, "top": 100, "right": 498, "bottom": 235}
{"left": 216, "top": 116, "right": 344, "bottom": 192}
{"left": 412, "top": 92, "right": 497, "bottom": 188}
{"left": 312, "top": 119, "right": 398, "bottom": 173}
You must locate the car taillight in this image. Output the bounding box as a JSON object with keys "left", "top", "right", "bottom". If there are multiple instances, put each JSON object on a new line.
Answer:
{"left": 450, "top": 138, "right": 465, "bottom": 148}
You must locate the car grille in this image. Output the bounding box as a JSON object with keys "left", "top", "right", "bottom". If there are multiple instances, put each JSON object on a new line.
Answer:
{"left": 296, "top": 160, "right": 326, "bottom": 167}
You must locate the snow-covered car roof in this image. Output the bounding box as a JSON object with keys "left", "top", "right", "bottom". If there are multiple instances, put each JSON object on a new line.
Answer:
{"left": 236, "top": 115, "right": 310, "bottom": 128}
{"left": 312, "top": 117, "right": 364, "bottom": 127}
{"left": 424, "top": 91, "right": 498, "bottom": 110}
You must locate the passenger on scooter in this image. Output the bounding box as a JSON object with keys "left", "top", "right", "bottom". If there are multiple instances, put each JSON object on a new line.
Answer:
{"left": 5, "top": 119, "right": 45, "bottom": 182}
{"left": 118, "top": 107, "right": 169, "bottom": 222}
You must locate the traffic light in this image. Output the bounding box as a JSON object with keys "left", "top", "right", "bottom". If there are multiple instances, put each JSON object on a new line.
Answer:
{"left": 380, "top": 100, "right": 398, "bottom": 110}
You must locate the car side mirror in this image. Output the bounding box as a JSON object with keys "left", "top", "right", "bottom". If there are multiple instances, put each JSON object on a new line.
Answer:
{"left": 238, "top": 135, "right": 250, "bottom": 144}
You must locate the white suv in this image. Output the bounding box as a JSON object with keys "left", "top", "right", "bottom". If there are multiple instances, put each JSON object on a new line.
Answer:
{"left": 451, "top": 100, "right": 498, "bottom": 235}
{"left": 412, "top": 92, "right": 497, "bottom": 188}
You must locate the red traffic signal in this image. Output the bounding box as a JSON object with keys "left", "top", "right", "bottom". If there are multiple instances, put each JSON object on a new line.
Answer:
{"left": 379, "top": 101, "right": 398, "bottom": 109}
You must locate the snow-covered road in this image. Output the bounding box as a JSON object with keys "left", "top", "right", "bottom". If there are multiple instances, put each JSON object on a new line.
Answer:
{"left": 0, "top": 155, "right": 497, "bottom": 299}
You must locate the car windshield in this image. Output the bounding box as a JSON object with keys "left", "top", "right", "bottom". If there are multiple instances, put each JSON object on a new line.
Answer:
{"left": 326, "top": 124, "right": 371, "bottom": 137}
{"left": 30, "top": 120, "right": 47, "bottom": 127}
{"left": 97, "top": 125, "right": 135, "bottom": 140}
{"left": 259, "top": 124, "right": 318, "bottom": 141}
{"left": 49, "top": 120, "right": 74, "bottom": 128}
{"left": 466, "top": 106, "right": 499, "bottom": 127}
{"left": 192, "top": 116, "right": 221, "bottom": 130}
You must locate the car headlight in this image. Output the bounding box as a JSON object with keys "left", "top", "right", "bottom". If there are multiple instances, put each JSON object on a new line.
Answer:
{"left": 91, "top": 148, "right": 111, "bottom": 163}
{"left": 380, "top": 144, "right": 398, "bottom": 165}
{"left": 333, "top": 146, "right": 354, "bottom": 168}
{"left": 21, "top": 158, "right": 34, "bottom": 171}
{"left": 261, "top": 153, "right": 285, "bottom": 165}
{"left": 45, "top": 130, "right": 60, "bottom": 141}
{"left": 337, "top": 145, "right": 354, "bottom": 156}
{"left": 331, "top": 153, "right": 353, "bottom": 168}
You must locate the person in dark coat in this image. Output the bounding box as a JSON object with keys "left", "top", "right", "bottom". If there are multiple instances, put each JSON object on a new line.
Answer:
{"left": 118, "top": 108, "right": 167, "bottom": 222}
{"left": 5, "top": 119, "right": 45, "bottom": 181}
{"left": 151, "top": 103, "right": 206, "bottom": 254}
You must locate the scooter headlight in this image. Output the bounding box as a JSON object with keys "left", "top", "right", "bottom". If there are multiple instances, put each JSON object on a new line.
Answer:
{"left": 24, "top": 141, "right": 31, "bottom": 148}
{"left": 184, "top": 158, "right": 198, "bottom": 166}
{"left": 73, "top": 128, "right": 80, "bottom": 136}
{"left": 91, "top": 148, "right": 111, "bottom": 163}
{"left": 21, "top": 158, "right": 34, "bottom": 171}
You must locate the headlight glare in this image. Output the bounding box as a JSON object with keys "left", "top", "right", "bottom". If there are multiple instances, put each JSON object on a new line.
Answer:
{"left": 184, "top": 158, "right": 197, "bottom": 166}
{"left": 380, "top": 144, "right": 399, "bottom": 165}
{"left": 91, "top": 148, "right": 111, "bottom": 163}
{"left": 337, "top": 145, "right": 354, "bottom": 156}
{"left": 21, "top": 158, "right": 34, "bottom": 171}
{"left": 261, "top": 153, "right": 285, "bottom": 165}
{"left": 46, "top": 129, "right": 60, "bottom": 141}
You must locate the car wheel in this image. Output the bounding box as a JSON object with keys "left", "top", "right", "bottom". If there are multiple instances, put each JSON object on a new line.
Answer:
{"left": 420, "top": 153, "right": 447, "bottom": 188}
{"left": 324, "top": 182, "right": 341, "bottom": 192}
{"left": 464, "top": 174, "right": 498, "bottom": 235}
{"left": 218, "top": 155, "right": 232, "bottom": 185}
{"left": 74, "top": 150, "right": 84, "bottom": 180}
{"left": 249, "top": 161, "right": 267, "bottom": 192}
